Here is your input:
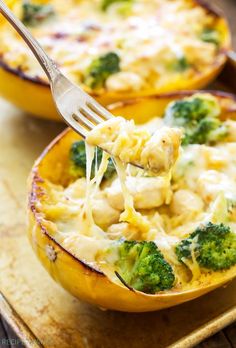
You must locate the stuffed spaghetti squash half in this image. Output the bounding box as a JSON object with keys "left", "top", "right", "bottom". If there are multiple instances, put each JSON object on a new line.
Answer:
{"left": 0, "top": 0, "right": 231, "bottom": 120}
{"left": 28, "top": 91, "right": 236, "bottom": 312}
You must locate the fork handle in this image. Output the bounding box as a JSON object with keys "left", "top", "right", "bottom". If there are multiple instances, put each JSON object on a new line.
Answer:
{"left": 0, "top": 0, "right": 60, "bottom": 82}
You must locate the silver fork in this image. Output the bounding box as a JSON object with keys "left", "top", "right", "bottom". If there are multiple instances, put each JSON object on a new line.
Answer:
{"left": 0, "top": 0, "right": 113, "bottom": 138}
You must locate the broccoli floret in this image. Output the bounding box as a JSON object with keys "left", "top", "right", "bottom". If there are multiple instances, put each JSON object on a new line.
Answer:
{"left": 200, "top": 28, "right": 221, "bottom": 46}
{"left": 165, "top": 94, "right": 220, "bottom": 124}
{"left": 22, "top": 2, "right": 54, "bottom": 26}
{"left": 69, "top": 140, "right": 115, "bottom": 180}
{"left": 84, "top": 52, "right": 120, "bottom": 89}
{"left": 176, "top": 222, "right": 236, "bottom": 271}
{"left": 182, "top": 117, "right": 228, "bottom": 146}
{"left": 164, "top": 94, "right": 228, "bottom": 145}
{"left": 115, "top": 241, "right": 175, "bottom": 294}
{"left": 172, "top": 56, "right": 190, "bottom": 72}
{"left": 101, "top": 0, "right": 132, "bottom": 11}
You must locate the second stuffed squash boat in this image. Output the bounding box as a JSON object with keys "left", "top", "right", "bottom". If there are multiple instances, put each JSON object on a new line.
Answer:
{"left": 28, "top": 91, "right": 236, "bottom": 312}
{"left": 0, "top": 0, "right": 231, "bottom": 120}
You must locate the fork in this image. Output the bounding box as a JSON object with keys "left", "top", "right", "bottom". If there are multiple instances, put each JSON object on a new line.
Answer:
{"left": 0, "top": 0, "right": 113, "bottom": 138}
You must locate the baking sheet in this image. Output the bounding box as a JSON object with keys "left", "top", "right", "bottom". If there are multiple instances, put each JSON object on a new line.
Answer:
{"left": 0, "top": 82, "right": 235, "bottom": 347}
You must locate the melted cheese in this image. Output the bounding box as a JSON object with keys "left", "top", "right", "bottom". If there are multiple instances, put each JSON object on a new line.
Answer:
{"left": 182, "top": 235, "right": 202, "bottom": 281}
{"left": 105, "top": 176, "right": 172, "bottom": 210}
{"left": 114, "top": 158, "right": 151, "bottom": 235}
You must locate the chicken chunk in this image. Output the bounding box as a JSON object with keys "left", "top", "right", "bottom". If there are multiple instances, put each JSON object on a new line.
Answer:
{"left": 140, "top": 126, "right": 182, "bottom": 174}
{"left": 86, "top": 117, "right": 182, "bottom": 174}
{"left": 92, "top": 192, "right": 121, "bottom": 228}
{"left": 170, "top": 189, "right": 204, "bottom": 215}
{"left": 106, "top": 222, "right": 140, "bottom": 240}
{"left": 197, "top": 170, "right": 236, "bottom": 203}
{"left": 64, "top": 178, "right": 87, "bottom": 199}
{"left": 105, "top": 176, "right": 172, "bottom": 210}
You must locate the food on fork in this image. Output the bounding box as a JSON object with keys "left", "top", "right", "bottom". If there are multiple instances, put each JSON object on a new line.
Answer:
{"left": 86, "top": 117, "right": 182, "bottom": 174}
